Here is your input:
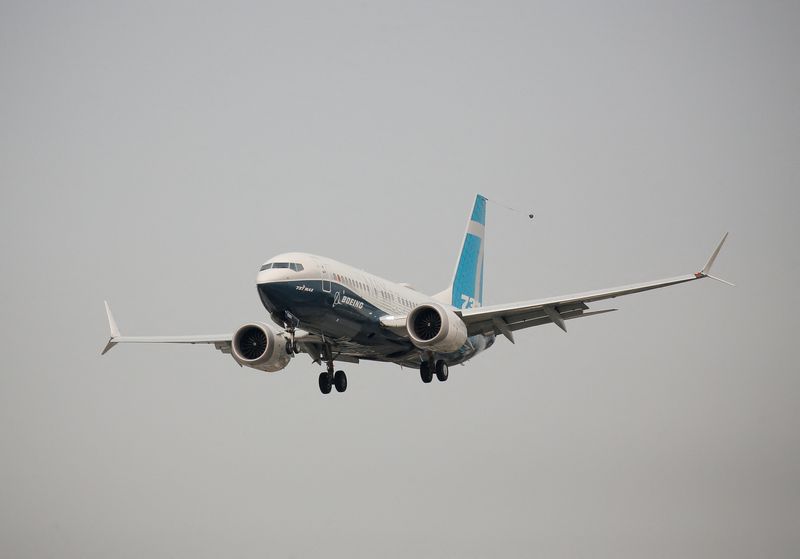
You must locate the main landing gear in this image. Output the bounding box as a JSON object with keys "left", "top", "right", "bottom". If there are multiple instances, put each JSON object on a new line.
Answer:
{"left": 420, "top": 359, "right": 449, "bottom": 383}
{"left": 318, "top": 370, "right": 347, "bottom": 394}
{"left": 318, "top": 345, "right": 347, "bottom": 395}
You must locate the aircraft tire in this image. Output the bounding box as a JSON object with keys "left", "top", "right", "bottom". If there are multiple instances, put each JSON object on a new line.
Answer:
{"left": 319, "top": 372, "right": 332, "bottom": 394}
{"left": 435, "top": 361, "right": 449, "bottom": 382}
{"left": 420, "top": 362, "right": 433, "bottom": 383}
{"left": 334, "top": 370, "right": 347, "bottom": 392}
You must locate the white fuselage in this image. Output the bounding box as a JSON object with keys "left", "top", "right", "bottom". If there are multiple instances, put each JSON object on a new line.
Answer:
{"left": 255, "top": 252, "right": 493, "bottom": 367}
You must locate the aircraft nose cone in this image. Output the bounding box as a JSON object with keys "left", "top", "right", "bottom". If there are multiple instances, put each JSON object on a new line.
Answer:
{"left": 257, "top": 282, "right": 281, "bottom": 312}
{"left": 257, "top": 269, "right": 289, "bottom": 284}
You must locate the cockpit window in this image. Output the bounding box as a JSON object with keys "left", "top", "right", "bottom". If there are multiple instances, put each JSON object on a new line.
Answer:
{"left": 260, "top": 262, "right": 304, "bottom": 272}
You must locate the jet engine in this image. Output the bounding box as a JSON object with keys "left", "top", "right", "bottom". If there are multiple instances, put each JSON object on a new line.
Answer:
{"left": 231, "top": 322, "right": 292, "bottom": 372}
{"left": 406, "top": 303, "right": 468, "bottom": 353}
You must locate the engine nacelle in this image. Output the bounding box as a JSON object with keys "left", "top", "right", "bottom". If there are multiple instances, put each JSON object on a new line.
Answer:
{"left": 231, "top": 322, "right": 292, "bottom": 372}
{"left": 406, "top": 303, "right": 468, "bottom": 353}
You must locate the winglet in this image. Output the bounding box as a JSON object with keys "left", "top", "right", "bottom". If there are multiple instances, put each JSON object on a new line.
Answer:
{"left": 105, "top": 301, "right": 120, "bottom": 337}
{"left": 101, "top": 301, "right": 120, "bottom": 355}
{"left": 697, "top": 233, "right": 734, "bottom": 286}
{"left": 701, "top": 233, "right": 728, "bottom": 275}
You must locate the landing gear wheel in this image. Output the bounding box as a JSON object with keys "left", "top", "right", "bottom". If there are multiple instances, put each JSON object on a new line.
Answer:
{"left": 318, "top": 372, "right": 332, "bottom": 394}
{"left": 435, "top": 361, "right": 449, "bottom": 382}
{"left": 334, "top": 370, "right": 348, "bottom": 393}
{"left": 420, "top": 361, "right": 433, "bottom": 383}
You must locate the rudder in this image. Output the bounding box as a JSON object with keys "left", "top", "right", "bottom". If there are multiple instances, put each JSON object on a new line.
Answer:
{"left": 434, "top": 194, "right": 486, "bottom": 309}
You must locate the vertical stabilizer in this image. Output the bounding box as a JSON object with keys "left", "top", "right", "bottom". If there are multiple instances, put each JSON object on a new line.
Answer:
{"left": 433, "top": 194, "right": 487, "bottom": 309}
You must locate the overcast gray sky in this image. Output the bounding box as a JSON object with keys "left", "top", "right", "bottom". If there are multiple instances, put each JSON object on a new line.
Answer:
{"left": 1, "top": 1, "right": 798, "bottom": 557}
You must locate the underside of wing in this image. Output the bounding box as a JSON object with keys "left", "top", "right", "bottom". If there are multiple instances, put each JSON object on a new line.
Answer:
{"left": 462, "top": 301, "right": 618, "bottom": 341}
{"left": 459, "top": 273, "right": 698, "bottom": 339}
{"left": 458, "top": 233, "right": 732, "bottom": 342}
{"left": 102, "top": 333, "right": 234, "bottom": 355}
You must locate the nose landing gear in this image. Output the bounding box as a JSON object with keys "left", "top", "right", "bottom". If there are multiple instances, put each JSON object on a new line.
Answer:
{"left": 283, "top": 311, "right": 301, "bottom": 355}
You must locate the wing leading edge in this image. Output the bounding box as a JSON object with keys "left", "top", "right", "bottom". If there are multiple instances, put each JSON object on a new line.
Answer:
{"left": 101, "top": 301, "right": 232, "bottom": 355}
{"left": 458, "top": 234, "right": 732, "bottom": 342}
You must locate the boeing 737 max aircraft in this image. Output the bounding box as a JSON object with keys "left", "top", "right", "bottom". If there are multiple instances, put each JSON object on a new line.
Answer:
{"left": 102, "top": 195, "right": 731, "bottom": 394}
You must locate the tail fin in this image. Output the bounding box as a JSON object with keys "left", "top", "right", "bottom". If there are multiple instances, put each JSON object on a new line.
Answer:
{"left": 433, "top": 194, "right": 487, "bottom": 309}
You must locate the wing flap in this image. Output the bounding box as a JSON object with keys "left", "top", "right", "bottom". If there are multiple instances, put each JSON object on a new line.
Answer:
{"left": 466, "top": 304, "right": 615, "bottom": 337}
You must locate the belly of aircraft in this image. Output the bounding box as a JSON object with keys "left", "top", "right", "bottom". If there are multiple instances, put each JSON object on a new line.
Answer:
{"left": 257, "top": 279, "right": 413, "bottom": 352}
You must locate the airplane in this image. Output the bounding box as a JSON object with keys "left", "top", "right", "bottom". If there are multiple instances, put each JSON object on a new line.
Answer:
{"left": 102, "top": 194, "right": 732, "bottom": 394}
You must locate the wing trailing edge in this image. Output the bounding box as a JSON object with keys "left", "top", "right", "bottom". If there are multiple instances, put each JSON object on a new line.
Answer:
{"left": 458, "top": 233, "right": 732, "bottom": 337}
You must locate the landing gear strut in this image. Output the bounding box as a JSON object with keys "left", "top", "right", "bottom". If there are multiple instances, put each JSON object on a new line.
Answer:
{"left": 318, "top": 344, "right": 347, "bottom": 395}
{"left": 284, "top": 311, "right": 300, "bottom": 355}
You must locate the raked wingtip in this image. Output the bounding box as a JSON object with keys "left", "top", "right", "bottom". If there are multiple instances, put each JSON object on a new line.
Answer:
{"left": 701, "top": 232, "right": 729, "bottom": 276}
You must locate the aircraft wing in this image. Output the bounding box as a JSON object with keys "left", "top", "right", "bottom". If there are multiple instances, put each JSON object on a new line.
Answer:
{"left": 101, "top": 302, "right": 233, "bottom": 355}
{"left": 457, "top": 234, "right": 732, "bottom": 342}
